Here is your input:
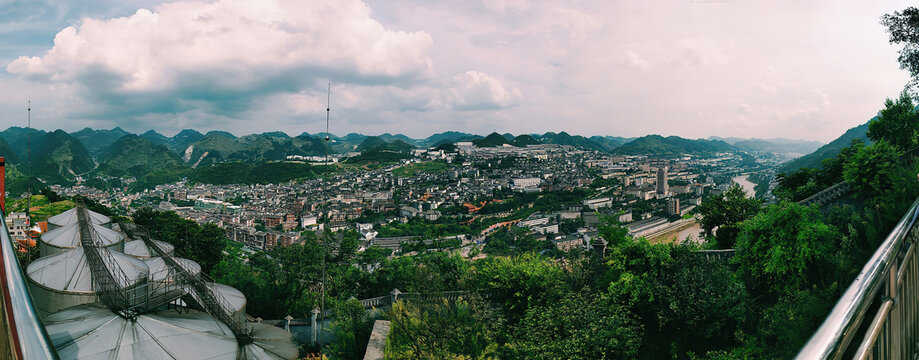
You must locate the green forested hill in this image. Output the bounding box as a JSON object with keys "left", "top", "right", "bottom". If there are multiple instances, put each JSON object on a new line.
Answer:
{"left": 357, "top": 136, "right": 414, "bottom": 153}
{"left": 511, "top": 134, "right": 540, "bottom": 146}
{"left": 536, "top": 131, "right": 614, "bottom": 151}
{"left": 181, "top": 132, "right": 330, "bottom": 168}
{"left": 166, "top": 129, "right": 205, "bottom": 152}
{"left": 70, "top": 127, "right": 132, "bottom": 155}
{"left": 423, "top": 131, "right": 481, "bottom": 146}
{"left": 32, "top": 130, "right": 95, "bottom": 184}
{"left": 0, "top": 126, "right": 47, "bottom": 158}
{"left": 615, "top": 135, "right": 736, "bottom": 155}
{"left": 0, "top": 136, "right": 18, "bottom": 164}
{"left": 472, "top": 132, "right": 510, "bottom": 147}
{"left": 733, "top": 138, "right": 823, "bottom": 154}
{"left": 140, "top": 130, "right": 169, "bottom": 145}
{"left": 191, "top": 161, "right": 333, "bottom": 185}
{"left": 96, "top": 135, "right": 187, "bottom": 178}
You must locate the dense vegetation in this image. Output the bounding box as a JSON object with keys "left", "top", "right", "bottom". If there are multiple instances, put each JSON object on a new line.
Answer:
{"left": 96, "top": 135, "right": 186, "bottom": 178}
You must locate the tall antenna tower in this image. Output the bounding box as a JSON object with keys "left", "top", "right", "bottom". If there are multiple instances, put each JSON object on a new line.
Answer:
{"left": 325, "top": 82, "right": 331, "bottom": 162}
{"left": 320, "top": 82, "right": 330, "bottom": 345}
{"left": 26, "top": 99, "right": 31, "bottom": 220}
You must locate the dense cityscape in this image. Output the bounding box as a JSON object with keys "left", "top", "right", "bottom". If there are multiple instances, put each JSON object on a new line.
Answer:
{"left": 5, "top": 1, "right": 919, "bottom": 359}
{"left": 37, "top": 140, "right": 771, "bottom": 255}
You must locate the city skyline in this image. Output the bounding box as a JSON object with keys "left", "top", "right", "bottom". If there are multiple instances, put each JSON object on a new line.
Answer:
{"left": 0, "top": 0, "right": 913, "bottom": 142}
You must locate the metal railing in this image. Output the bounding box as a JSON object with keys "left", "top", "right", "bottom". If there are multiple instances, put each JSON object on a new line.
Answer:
{"left": 131, "top": 224, "right": 252, "bottom": 344}
{"left": 799, "top": 181, "right": 853, "bottom": 207}
{"left": 77, "top": 207, "right": 138, "bottom": 314}
{"left": 0, "top": 211, "right": 58, "bottom": 359}
{"left": 797, "top": 197, "right": 919, "bottom": 359}
{"left": 695, "top": 249, "right": 735, "bottom": 264}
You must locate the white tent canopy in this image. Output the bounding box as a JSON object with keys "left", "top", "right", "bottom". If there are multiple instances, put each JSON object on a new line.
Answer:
{"left": 44, "top": 304, "right": 238, "bottom": 360}
{"left": 145, "top": 257, "right": 201, "bottom": 283}
{"left": 27, "top": 248, "right": 148, "bottom": 316}
{"left": 40, "top": 223, "right": 124, "bottom": 256}
{"left": 47, "top": 208, "right": 111, "bottom": 227}
{"left": 241, "top": 323, "right": 299, "bottom": 360}
{"left": 188, "top": 283, "right": 248, "bottom": 327}
{"left": 124, "top": 240, "right": 175, "bottom": 259}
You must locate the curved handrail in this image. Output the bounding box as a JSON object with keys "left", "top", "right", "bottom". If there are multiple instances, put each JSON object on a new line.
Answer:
{"left": 0, "top": 211, "right": 59, "bottom": 359}
{"left": 796, "top": 196, "right": 919, "bottom": 359}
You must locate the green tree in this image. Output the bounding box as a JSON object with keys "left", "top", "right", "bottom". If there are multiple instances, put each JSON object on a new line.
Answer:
{"left": 599, "top": 216, "right": 630, "bottom": 248}
{"left": 387, "top": 299, "right": 500, "bottom": 360}
{"left": 733, "top": 202, "right": 842, "bottom": 301}
{"left": 327, "top": 298, "right": 377, "bottom": 360}
{"left": 815, "top": 139, "right": 865, "bottom": 187}
{"left": 507, "top": 291, "right": 641, "bottom": 360}
{"left": 843, "top": 140, "right": 901, "bottom": 199}
{"left": 697, "top": 185, "right": 762, "bottom": 249}
{"left": 604, "top": 240, "right": 748, "bottom": 359}
{"left": 883, "top": 8, "right": 919, "bottom": 93}
{"left": 472, "top": 253, "right": 566, "bottom": 325}
{"left": 867, "top": 91, "right": 919, "bottom": 151}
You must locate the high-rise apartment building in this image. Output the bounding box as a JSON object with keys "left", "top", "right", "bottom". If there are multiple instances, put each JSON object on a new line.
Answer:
{"left": 656, "top": 166, "right": 668, "bottom": 196}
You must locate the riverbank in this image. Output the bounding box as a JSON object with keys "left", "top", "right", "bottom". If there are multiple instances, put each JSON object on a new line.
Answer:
{"left": 646, "top": 218, "right": 703, "bottom": 244}
{"left": 733, "top": 175, "right": 756, "bottom": 197}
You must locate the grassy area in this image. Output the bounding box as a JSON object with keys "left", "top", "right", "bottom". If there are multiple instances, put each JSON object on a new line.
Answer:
{"left": 6, "top": 195, "right": 76, "bottom": 223}
{"left": 392, "top": 160, "right": 449, "bottom": 177}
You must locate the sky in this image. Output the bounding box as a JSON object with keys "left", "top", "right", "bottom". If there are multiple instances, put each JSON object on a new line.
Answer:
{"left": 0, "top": 0, "right": 914, "bottom": 142}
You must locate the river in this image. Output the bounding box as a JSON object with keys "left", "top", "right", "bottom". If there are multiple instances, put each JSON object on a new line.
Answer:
{"left": 648, "top": 222, "right": 703, "bottom": 244}
{"left": 647, "top": 175, "right": 755, "bottom": 244}
{"left": 732, "top": 175, "right": 756, "bottom": 198}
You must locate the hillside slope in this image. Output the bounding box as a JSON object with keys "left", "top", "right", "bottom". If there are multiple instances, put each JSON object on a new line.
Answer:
{"left": 97, "top": 135, "right": 187, "bottom": 177}
{"left": 32, "top": 130, "right": 95, "bottom": 184}
{"left": 615, "top": 135, "right": 736, "bottom": 155}
{"left": 778, "top": 122, "right": 870, "bottom": 173}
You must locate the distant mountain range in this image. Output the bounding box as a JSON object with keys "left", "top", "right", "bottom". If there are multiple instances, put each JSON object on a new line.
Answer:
{"left": 708, "top": 136, "right": 823, "bottom": 155}
{"left": 0, "top": 126, "right": 827, "bottom": 190}
{"left": 778, "top": 122, "right": 871, "bottom": 173}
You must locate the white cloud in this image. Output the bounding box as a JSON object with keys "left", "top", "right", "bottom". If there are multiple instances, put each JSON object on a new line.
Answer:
{"left": 448, "top": 71, "right": 523, "bottom": 110}
{"left": 481, "top": 0, "right": 530, "bottom": 14}
{"left": 667, "top": 38, "right": 731, "bottom": 67}
{"left": 619, "top": 50, "right": 650, "bottom": 70}
{"left": 7, "top": 0, "right": 434, "bottom": 109}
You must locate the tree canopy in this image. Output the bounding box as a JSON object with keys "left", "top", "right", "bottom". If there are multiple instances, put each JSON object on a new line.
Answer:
{"left": 867, "top": 91, "right": 919, "bottom": 151}
{"left": 697, "top": 185, "right": 762, "bottom": 248}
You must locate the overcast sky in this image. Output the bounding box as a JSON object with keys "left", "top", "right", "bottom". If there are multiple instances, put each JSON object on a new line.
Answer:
{"left": 0, "top": 0, "right": 914, "bottom": 142}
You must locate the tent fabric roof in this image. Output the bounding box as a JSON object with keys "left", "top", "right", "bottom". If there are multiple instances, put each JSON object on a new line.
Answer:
{"left": 41, "top": 223, "right": 123, "bottom": 249}
{"left": 28, "top": 248, "right": 148, "bottom": 292}
{"left": 124, "top": 240, "right": 175, "bottom": 259}
{"left": 208, "top": 283, "right": 246, "bottom": 314}
{"left": 241, "top": 323, "right": 299, "bottom": 360}
{"left": 47, "top": 208, "right": 111, "bottom": 226}
{"left": 44, "top": 304, "right": 238, "bottom": 360}
{"left": 145, "top": 257, "right": 201, "bottom": 282}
